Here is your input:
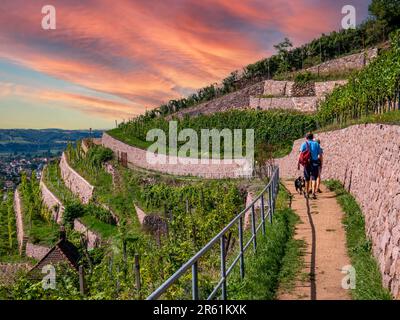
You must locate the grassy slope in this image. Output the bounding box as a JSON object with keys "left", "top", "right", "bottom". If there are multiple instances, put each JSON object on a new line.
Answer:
{"left": 317, "top": 110, "right": 400, "bottom": 134}
{"left": 42, "top": 163, "right": 76, "bottom": 204}
{"left": 42, "top": 162, "right": 118, "bottom": 240}
{"left": 17, "top": 187, "right": 59, "bottom": 247}
{"left": 79, "top": 215, "right": 117, "bottom": 239}
{"left": 324, "top": 180, "right": 392, "bottom": 300}
{"left": 228, "top": 185, "right": 304, "bottom": 299}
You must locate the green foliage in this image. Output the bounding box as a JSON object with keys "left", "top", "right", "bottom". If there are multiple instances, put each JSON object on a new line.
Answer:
{"left": 110, "top": 110, "right": 317, "bottom": 158}
{"left": 369, "top": 0, "right": 400, "bottom": 27}
{"left": 317, "top": 38, "right": 400, "bottom": 126}
{"left": 324, "top": 180, "right": 392, "bottom": 300}
{"left": 228, "top": 187, "right": 301, "bottom": 299}
{"left": 63, "top": 202, "right": 85, "bottom": 225}
{"left": 18, "top": 171, "right": 59, "bottom": 246}
{"left": 79, "top": 215, "right": 117, "bottom": 239}
{"left": 3, "top": 264, "right": 81, "bottom": 300}
{"left": 42, "top": 161, "right": 75, "bottom": 204}
{"left": 294, "top": 71, "right": 313, "bottom": 84}
{"left": 85, "top": 204, "right": 116, "bottom": 225}
{"left": 0, "top": 192, "right": 18, "bottom": 257}
{"left": 86, "top": 146, "right": 113, "bottom": 168}
{"left": 66, "top": 142, "right": 113, "bottom": 188}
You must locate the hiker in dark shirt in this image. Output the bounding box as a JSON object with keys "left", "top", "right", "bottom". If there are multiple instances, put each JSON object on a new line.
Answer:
{"left": 298, "top": 132, "right": 322, "bottom": 199}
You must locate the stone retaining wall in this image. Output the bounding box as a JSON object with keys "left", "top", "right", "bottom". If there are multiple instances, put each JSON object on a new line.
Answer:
{"left": 60, "top": 153, "right": 94, "bottom": 204}
{"left": 0, "top": 263, "right": 30, "bottom": 285}
{"left": 13, "top": 190, "right": 25, "bottom": 254}
{"left": 40, "top": 178, "right": 105, "bottom": 249}
{"left": 306, "top": 48, "right": 378, "bottom": 75}
{"left": 263, "top": 80, "right": 294, "bottom": 97}
{"left": 40, "top": 179, "right": 64, "bottom": 224}
{"left": 249, "top": 96, "right": 318, "bottom": 112}
{"left": 275, "top": 123, "right": 400, "bottom": 298}
{"left": 25, "top": 243, "right": 50, "bottom": 261}
{"left": 314, "top": 80, "right": 348, "bottom": 99}
{"left": 251, "top": 80, "right": 348, "bottom": 113}
{"left": 102, "top": 133, "right": 253, "bottom": 179}
{"left": 13, "top": 190, "right": 51, "bottom": 260}
{"left": 168, "top": 81, "right": 265, "bottom": 119}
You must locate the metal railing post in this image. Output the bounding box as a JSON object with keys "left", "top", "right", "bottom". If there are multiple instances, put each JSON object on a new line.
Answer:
{"left": 238, "top": 216, "right": 245, "bottom": 279}
{"left": 260, "top": 194, "right": 265, "bottom": 236}
{"left": 220, "top": 235, "right": 227, "bottom": 300}
{"left": 251, "top": 205, "right": 257, "bottom": 252}
{"left": 271, "top": 172, "right": 275, "bottom": 218}
{"left": 192, "top": 262, "right": 199, "bottom": 300}
{"left": 146, "top": 165, "right": 281, "bottom": 300}
{"left": 268, "top": 184, "right": 272, "bottom": 224}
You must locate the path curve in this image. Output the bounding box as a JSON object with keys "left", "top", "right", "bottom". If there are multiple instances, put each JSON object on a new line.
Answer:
{"left": 279, "top": 180, "right": 351, "bottom": 300}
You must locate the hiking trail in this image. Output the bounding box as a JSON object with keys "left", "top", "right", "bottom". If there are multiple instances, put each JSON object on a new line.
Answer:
{"left": 279, "top": 180, "right": 351, "bottom": 300}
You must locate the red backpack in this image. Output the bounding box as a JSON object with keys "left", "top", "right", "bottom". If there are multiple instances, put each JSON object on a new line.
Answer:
{"left": 299, "top": 141, "right": 311, "bottom": 167}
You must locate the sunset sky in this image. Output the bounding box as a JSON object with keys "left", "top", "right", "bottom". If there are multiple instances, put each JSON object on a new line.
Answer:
{"left": 0, "top": 0, "right": 370, "bottom": 129}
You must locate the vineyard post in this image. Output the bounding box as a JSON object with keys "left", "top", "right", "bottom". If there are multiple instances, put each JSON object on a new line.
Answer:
{"left": 116, "top": 265, "right": 120, "bottom": 294}
{"left": 268, "top": 182, "right": 273, "bottom": 224}
{"left": 123, "top": 239, "right": 127, "bottom": 279}
{"left": 220, "top": 235, "right": 227, "bottom": 300}
{"left": 134, "top": 254, "right": 141, "bottom": 293}
{"left": 251, "top": 204, "right": 257, "bottom": 252}
{"left": 238, "top": 216, "right": 245, "bottom": 279}
{"left": 108, "top": 256, "right": 113, "bottom": 280}
{"left": 79, "top": 265, "right": 86, "bottom": 296}
{"left": 261, "top": 194, "right": 266, "bottom": 236}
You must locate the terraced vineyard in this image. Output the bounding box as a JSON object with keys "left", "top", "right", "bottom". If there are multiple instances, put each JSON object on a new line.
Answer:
{"left": 1, "top": 7, "right": 400, "bottom": 301}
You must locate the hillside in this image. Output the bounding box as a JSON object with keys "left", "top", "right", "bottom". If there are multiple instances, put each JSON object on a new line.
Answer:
{"left": 1, "top": 10, "right": 400, "bottom": 301}
{"left": 0, "top": 129, "right": 102, "bottom": 156}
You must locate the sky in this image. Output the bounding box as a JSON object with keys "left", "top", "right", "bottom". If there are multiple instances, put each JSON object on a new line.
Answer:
{"left": 0, "top": 0, "right": 371, "bottom": 129}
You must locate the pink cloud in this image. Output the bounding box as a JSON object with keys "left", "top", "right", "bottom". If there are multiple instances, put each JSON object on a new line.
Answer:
{"left": 0, "top": 0, "right": 368, "bottom": 123}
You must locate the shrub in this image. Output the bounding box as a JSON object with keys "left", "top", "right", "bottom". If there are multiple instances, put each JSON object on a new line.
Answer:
{"left": 294, "top": 71, "right": 313, "bottom": 84}
{"left": 87, "top": 146, "right": 114, "bottom": 168}
{"left": 86, "top": 204, "right": 116, "bottom": 225}
{"left": 63, "top": 202, "right": 85, "bottom": 225}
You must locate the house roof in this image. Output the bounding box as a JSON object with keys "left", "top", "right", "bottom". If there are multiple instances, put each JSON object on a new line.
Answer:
{"left": 29, "top": 237, "right": 81, "bottom": 274}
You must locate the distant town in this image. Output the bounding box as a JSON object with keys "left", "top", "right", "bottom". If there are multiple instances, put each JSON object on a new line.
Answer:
{"left": 0, "top": 153, "right": 59, "bottom": 192}
{"left": 0, "top": 128, "right": 103, "bottom": 194}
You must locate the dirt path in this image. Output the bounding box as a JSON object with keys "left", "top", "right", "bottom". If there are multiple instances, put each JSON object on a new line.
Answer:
{"left": 279, "top": 180, "right": 351, "bottom": 300}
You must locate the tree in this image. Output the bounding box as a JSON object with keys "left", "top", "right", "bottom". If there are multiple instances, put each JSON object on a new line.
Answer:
{"left": 273, "top": 37, "right": 293, "bottom": 54}
{"left": 274, "top": 38, "right": 293, "bottom": 73}
{"left": 369, "top": 0, "right": 400, "bottom": 27}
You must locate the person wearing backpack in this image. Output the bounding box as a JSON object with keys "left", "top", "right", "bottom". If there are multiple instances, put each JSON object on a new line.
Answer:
{"left": 297, "top": 132, "right": 321, "bottom": 199}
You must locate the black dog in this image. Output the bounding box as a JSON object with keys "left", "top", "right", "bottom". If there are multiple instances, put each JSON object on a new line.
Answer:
{"left": 294, "top": 176, "right": 305, "bottom": 194}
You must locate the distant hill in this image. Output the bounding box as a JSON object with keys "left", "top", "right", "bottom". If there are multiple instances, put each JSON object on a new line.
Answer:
{"left": 0, "top": 129, "right": 102, "bottom": 155}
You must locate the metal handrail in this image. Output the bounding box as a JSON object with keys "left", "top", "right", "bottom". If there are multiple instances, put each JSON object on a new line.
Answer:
{"left": 146, "top": 165, "right": 280, "bottom": 300}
